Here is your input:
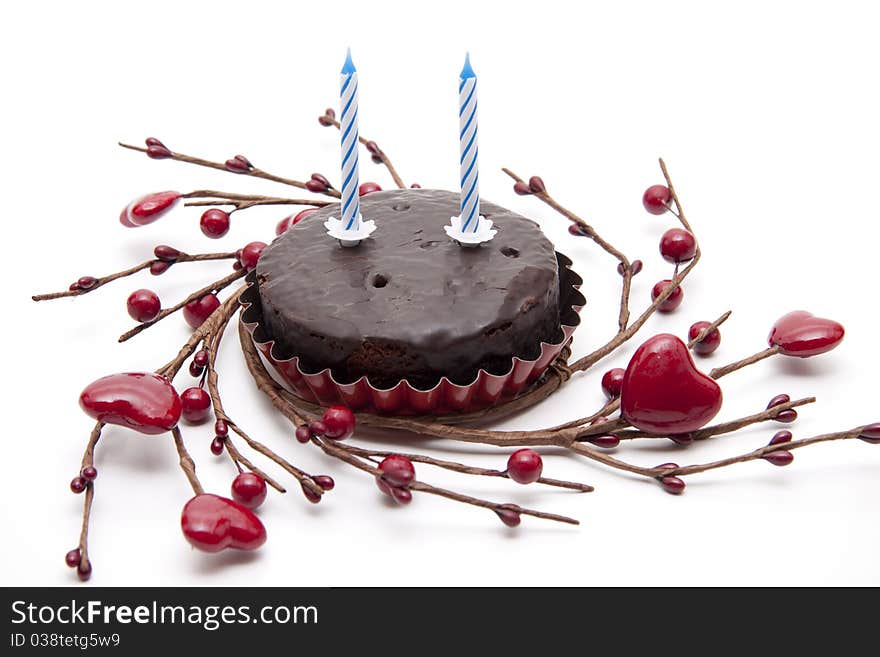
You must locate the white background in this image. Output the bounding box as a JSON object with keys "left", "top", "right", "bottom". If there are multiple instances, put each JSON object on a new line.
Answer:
{"left": 2, "top": 0, "right": 878, "bottom": 587}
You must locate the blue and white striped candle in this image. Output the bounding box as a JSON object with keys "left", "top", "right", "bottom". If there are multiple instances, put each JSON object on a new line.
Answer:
{"left": 339, "top": 48, "right": 361, "bottom": 232}
{"left": 459, "top": 53, "right": 479, "bottom": 232}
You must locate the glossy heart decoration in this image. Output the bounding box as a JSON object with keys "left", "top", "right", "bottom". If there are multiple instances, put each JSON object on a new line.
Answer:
{"left": 181, "top": 494, "right": 267, "bottom": 553}
{"left": 768, "top": 311, "right": 845, "bottom": 358}
{"left": 621, "top": 334, "right": 723, "bottom": 434}
{"left": 119, "top": 191, "right": 181, "bottom": 227}
{"left": 79, "top": 372, "right": 181, "bottom": 435}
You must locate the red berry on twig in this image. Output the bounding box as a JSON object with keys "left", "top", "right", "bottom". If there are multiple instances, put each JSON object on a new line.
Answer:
{"left": 150, "top": 261, "right": 171, "bottom": 276}
{"left": 660, "top": 228, "right": 697, "bottom": 263}
{"left": 321, "top": 406, "right": 356, "bottom": 440}
{"left": 146, "top": 144, "right": 172, "bottom": 159}
{"left": 775, "top": 409, "right": 798, "bottom": 423}
{"left": 310, "top": 173, "right": 331, "bottom": 188}
{"left": 183, "top": 293, "right": 220, "bottom": 329}
{"left": 763, "top": 450, "right": 794, "bottom": 466}
{"left": 81, "top": 466, "right": 98, "bottom": 482}
{"left": 126, "top": 289, "right": 161, "bottom": 323}
{"left": 239, "top": 242, "right": 266, "bottom": 271}
{"left": 568, "top": 224, "right": 589, "bottom": 237}
{"left": 305, "top": 179, "right": 328, "bottom": 193}
{"left": 642, "top": 185, "right": 671, "bottom": 214}
{"left": 308, "top": 420, "right": 327, "bottom": 438}
{"left": 365, "top": 141, "right": 380, "bottom": 155}
{"left": 378, "top": 455, "right": 416, "bottom": 488}
{"left": 145, "top": 137, "right": 165, "bottom": 148}
{"left": 313, "top": 475, "right": 335, "bottom": 491}
{"left": 153, "top": 245, "right": 180, "bottom": 261}
{"left": 77, "top": 562, "right": 92, "bottom": 582}
{"left": 224, "top": 155, "right": 253, "bottom": 173}
{"left": 528, "top": 176, "right": 546, "bottom": 194}
{"left": 689, "top": 321, "right": 721, "bottom": 356}
{"left": 213, "top": 418, "right": 228, "bottom": 437}
{"left": 65, "top": 549, "right": 82, "bottom": 568}
{"left": 70, "top": 477, "right": 86, "bottom": 494}
{"left": 617, "top": 259, "right": 643, "bottom": 277}
{"left": 302, "top": 483, "right": 322, "bottom": 504}
{"left": 767, "top": 394, "right": 790, "bottom": 409}
{"left": 76, "top": 276, "right": 98, "bottom": 290}
{"left": 359, "top": 182, "right": 382, "bottom": 196}
{"left": 588, "top": 435, "right": 620, "bottom": 449}
{"left": 601, "top": 368, "right": 625, "bottom": 400}
{"left": 495, "top": 505, "right": 522, "bottom": 527}
{"left": 506, "top": 449, "right": 543, "bottom": 484}
{"left": 231, "top": 472, "right": 267, "bottom": 509}
{"left": 651, "top": 280, "right": 684, "bottom": 313}
{"left": 660, "top": 476, "right": 686, "bottom": 494}
{"left": 513, "top": 181, "right": 532, "bottom": 196}
{"left": 770, "top": 430, "right": 792, "bottom": 446}
{"left": 210, "top": 438, "right": 224, "bottom": 455}
{"left": 180, "top": 387, "right": 211, "bottom": 424}
{"left": 858, "top": 423, "right": 880, "bottom": 444}
{"left": 193, "top": 350, "right": 209, "bottom": 369}
{"left": 295, "top": 425, "right": 311, "bottom": 444}
{"left": 200, "top": 209, "right": 231, "bottom": 238}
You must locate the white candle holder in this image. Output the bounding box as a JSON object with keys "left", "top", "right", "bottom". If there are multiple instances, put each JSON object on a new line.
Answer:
{"left": 444, "top": 214, "right": 497, "bottom": 247}
{"left": 324, "top": 214, "right": 377, "bottom": 248}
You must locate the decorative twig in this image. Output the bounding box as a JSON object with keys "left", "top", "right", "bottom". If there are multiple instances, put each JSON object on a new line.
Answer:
{"left": 181, "top": 190, "right": 332, "bottom": 212}
{"left": 119, "top": 142, "right": 341, "bottom": 198}
{"left": 172, "top": 426, "right": 203, "bottom": 495}
{"left": 665, "top": 427, "right": 873, "bottom": 476}
{"left": 319, "top": 109, "right": 406, "bottom": 189}
{"left": 202, "top": 312, "right": 325, "bottom": 496}
{"left": 118, "top": 269, "right": 247, "bottom": 343}
{"left": 313, "top": 436, "right": 579, "bottom": 525}
{"left": 202, "top": 310, "right": 286, "bottom": 493}
{"left": 613, "top": 397, "right": 816, "bottom": 441}
{"left": 502, "top": 167, "right": 633, "bottom": 330}
{"left": 71, "top": 422, "right": 103, "bottom": 581}
{"left": 710, "top": 346, "right": 782, "bottom": 379}
{"left": 334, "top": 442, "right": 595, "bottom": 492}
{"left": 32, "top": 251, "right": 236, "bottom": 302}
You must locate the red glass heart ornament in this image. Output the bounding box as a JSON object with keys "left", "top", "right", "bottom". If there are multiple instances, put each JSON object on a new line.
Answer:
{"left": 120, "top": 191, "right": 181, "bottom": 227}
{"left": 180, "top": 494, "right": 267, "bottom": 553}
{"left": 620, "top": 334, "right": 723, "bottom": 434}
{"left": 79, "top": 372, "right": 181, "bottom": 435}
{"left": 768, "top": 311, "right": 844, "bottom": 358}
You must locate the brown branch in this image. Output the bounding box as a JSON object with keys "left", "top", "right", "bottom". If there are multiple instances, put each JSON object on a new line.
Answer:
{"left": 613, "top": 397, "right": 816, "bottom": 441}
{"left": 156, "top": 289, "right": 245, "bottom": 380}
{"left": 32, "top": 252, "right": 236, "bottom": 302}
{"left": 314, "top": 437, "right": 579, "bottom": 525}
{"left": 181, "top": 190, "right": 332, "bottom": 211}
{"left": 321, "top": 111, "right": 406, "bottom": 189}
{"left": 118, "top": 268, "right": 247, "bottom": 343}
{"left": 74, "top": 422, "right": 103, "bottom": 580}
{"left": 172, "top": 427, "right": 203, "bottom": 495}
{"left": 664, "top": 427, "right": 871, "bottom": 477}
{"left": 202, "top": 312, "right": 286, "bottom": 494}
{"left": 503, "top": 167, "right": 633, "bottom": 330}
{"left": 119, "top": 142, "right": 341, "bottom": 198}
{"left": 336, "top": 442, "right": 595, "bottom": 492}
{"left": 711, "top": 346, "right": 781, "bottom": 379}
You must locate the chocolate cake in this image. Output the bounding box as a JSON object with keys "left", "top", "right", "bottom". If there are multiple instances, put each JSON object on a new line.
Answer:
{"left": 253, "top": 189, "right": 569, "bottom": 391}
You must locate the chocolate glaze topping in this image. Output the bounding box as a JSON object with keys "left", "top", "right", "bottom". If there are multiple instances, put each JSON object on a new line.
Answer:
{"left": 255, "top": 189, "right": 562, "bottom": 389}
